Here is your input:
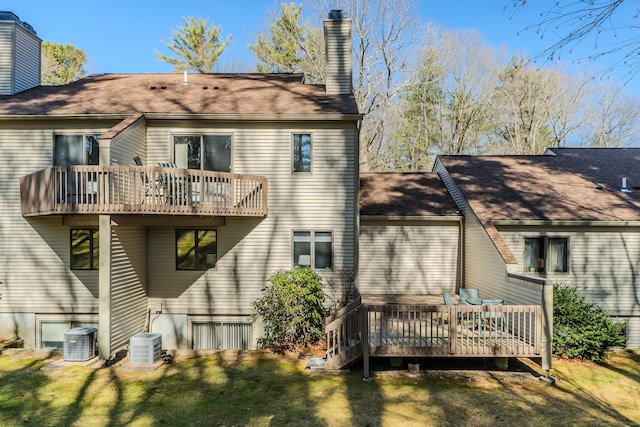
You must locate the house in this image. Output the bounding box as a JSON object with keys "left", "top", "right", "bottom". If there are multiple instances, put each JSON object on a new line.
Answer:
{"left": 435, "top": 148, "right": 640, "bottom": 348}
{"left": 0, "top": 11, "right": 362, "bottom": 359}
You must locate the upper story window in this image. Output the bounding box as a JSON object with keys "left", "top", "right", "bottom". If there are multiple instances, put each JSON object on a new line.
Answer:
{"left": 176, "top": 229, "right": 217, "bottom": 270}
{"left": 54, "top": 135, "right": 99, "bottom": 165}
{"left": 292, "top": 133, "right": 312, "bottom": 173}
{"left": 173, "top": 135, "right": 231, "bottom": 172}
{"left": 293, "top": 231, "right": 333, "bottom": 270}
{"left": 71, "top": 229, "right": 99, "bottom": 270}
{"left": 524, "top": 237, "right": 568, "bottom": 273}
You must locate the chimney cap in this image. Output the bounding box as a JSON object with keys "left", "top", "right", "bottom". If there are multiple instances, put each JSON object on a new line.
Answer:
{"left": 328, "top": 9, "right": 347, "bottom": 20}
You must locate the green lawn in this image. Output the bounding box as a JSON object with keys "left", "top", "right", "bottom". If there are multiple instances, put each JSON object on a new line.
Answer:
{"left": 0, "top": 350, "right": 638, "bottom": 426}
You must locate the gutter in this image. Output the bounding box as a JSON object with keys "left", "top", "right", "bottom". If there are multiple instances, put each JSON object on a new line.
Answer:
{"left": 360, "top": 215, "right": 462, "bottom": 222}
{"left": 492, "top": 219, "right": 640, "bottom": 227}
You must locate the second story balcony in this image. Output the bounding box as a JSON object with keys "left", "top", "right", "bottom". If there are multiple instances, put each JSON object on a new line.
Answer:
{"left": 20, "top": 166, "right": 268, "bottom": 217}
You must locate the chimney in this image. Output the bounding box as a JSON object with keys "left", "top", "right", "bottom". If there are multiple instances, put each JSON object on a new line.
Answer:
{"left": 0, "top": 12, "right": 41, "bottom": 95}
{"left": 323, "top": 10, "right": 352, "bottom": 95}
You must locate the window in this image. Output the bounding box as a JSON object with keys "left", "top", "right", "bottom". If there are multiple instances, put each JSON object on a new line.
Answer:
{"left": 176, "top": 229, "right": 217, "bottom": 270}
{"left": 40, "top": 320, "right": 97, "bottom": 349}
{"left": 71, "top": 229, "right": 99, "bottom": 270}
{"left": 293, "top": 231, "right": 333, "bottom": 269}
{"left": 524, "top": 237, "right": 568, "bottom": 273}
{"left": 292, "top": 133, "right": 311, "bottom": 173}
{"left": 173, "top": 135, "right": 231, "bottom": 172}
{"left": 54, "top": 134, "right": 99, "bottom": 165}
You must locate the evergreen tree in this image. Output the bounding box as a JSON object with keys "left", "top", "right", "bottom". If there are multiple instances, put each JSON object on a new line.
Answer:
{"left": 41, "top": 41, "right": 87, "bottom": 85}
{"left": 156, "top": 17, "right": 231, "bottom": 73}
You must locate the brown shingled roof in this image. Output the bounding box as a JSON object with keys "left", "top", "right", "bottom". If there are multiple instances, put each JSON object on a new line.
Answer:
{"left": 0, "top": 73, "right": 360, "bottom": 116}
{"left": 439, "top": 149, "right": 640, "bottom": 222}
{"left": 360, "top": 172, "right": 460, "bottom": 217}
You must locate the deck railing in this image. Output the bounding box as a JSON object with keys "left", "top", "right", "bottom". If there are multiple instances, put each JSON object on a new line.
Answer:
{"left": 325, "top": 302, "right": 543, "bottom": 371}
{"left": 20, "top": 166, "right": 268, "bottom": 217}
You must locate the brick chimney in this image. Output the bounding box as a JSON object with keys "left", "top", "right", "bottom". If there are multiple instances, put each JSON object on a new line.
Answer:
{"left": 0, "top": 12, "right": 41, "bottom": 95}
{"left": 323, "top": 10, "right": 352, "bottom": 95}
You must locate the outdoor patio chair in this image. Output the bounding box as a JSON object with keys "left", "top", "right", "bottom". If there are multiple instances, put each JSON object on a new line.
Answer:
{"left": 133, "top": 156, "right": 152, "bottom": 202}
{"left": 459, "top": 288, "right": 481, "bottom": 305}
{"left": 158, "top": 162, "right": 187, "bottom": 204}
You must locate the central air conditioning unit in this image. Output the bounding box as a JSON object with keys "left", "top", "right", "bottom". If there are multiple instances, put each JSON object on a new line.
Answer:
{"left": 129, "top": 332, "right": 162, "bottom": 364}
{"left": 63, "top": 327, "right": 97, "bottom": 361}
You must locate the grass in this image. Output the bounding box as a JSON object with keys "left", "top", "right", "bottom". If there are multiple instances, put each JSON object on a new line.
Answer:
{"left": 0, "top": 350, "right": 638, "bottom": 426}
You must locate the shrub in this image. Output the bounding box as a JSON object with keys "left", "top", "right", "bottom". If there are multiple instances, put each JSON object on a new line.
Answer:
{"left": 553, "top": 282, "right": 626, "bottom": 362}
{"left": 252, "top": 267, "right": 327, "bottom": 352}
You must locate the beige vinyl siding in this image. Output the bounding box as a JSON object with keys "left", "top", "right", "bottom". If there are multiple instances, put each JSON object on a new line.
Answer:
{"left": 323, "top": 19, "right": 352, "bottom": 94}
{"left": 0, "top": 24, "right": 12, "bottom": 94}
{"left": 146, "top": 121, "right": 357, "bottom": 314}
{"left": 359, "top": 220, "right": 460, "bottom": 294}
{"left": 623, "top": 316, "right": 640, "bottom": 348}
{"left": 0, "top": 216, "right": 99, "bottom": 314}
{"left": 435, "top": 159, "right": 544, "bottom": 305}
{"left": 499, "top": 225, "right": 640, "bottom": 314}
{"left": 109, "top": 118, "right": 147, "bottom": 165}
{"left": 0, "top": 123, "right": 113, "bottom": 319}
{"left": 13, "top": 24, "right": 39, "bottom": 93}
{"left": 109, "top": 226, "right": 147, "bottom": 352}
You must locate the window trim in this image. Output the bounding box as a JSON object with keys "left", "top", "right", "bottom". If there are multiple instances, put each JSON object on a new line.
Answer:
{"left": 171, "top": 133, "right": 233, "bottom": 172}
{"left": 175, "top": 228, "right": 218, "bottom": 271}
{"left": 292, "top": 230, "right": 334, "bottom": 270}
{"left": 70, "top": 228, "right": 99, "bottom": 270}
{"left": 523, "top": 236, "right": 570, "bottom": 274}
{"left": 291, "top": 132, "right": 312, "bottom": 174}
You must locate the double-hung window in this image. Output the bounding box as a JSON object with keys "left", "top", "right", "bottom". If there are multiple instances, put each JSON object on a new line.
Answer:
{"left": 176, "top": 229, "right": 218, "bottom": 270}
{"left": 292, "top": 133, "right": 312, "bottom": 173}
{"left": 293, "top": 231, "right": 332, "bottom": 270}
{"left": 71, "top": 229, "right": 99, "bottom": 270}
{"left": 524, "top": 237, "right": 568, "bottom": 273}
{"left": 173, "top": 135, "right": 231, "bottom": 172}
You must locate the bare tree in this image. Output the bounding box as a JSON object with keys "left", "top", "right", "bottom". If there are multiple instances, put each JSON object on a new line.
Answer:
{"left": 583, "top": 81, "right": 640, "bottom": 147}
{"left": 309, "top": 0, "right": 420, "bottom": 171}
{"left": 510, "top": 1, "right": 640, "bottom": 79}
{"left": 490, "top": 58, "right": 565, "bottom": 154}
{"left": 393, "top": 27, "right": 501, "bottom": 169}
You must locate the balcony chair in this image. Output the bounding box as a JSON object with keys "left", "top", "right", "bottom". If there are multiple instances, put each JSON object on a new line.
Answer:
{"left": 132, "top": 156, "right": 152, "bottom": 202}
{"left": 157, "top": 162, "right": 187, "bottom": 204}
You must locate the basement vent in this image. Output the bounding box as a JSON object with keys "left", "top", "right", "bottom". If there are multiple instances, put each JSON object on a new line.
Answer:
{"left": 192, "top": 322, "right": 253, "bottom": 351}
{"left": 129, "top": 333, "right": 162, "bottom": 364}
{"left": 63, "top": 327, "right": 97, "bottom": 361}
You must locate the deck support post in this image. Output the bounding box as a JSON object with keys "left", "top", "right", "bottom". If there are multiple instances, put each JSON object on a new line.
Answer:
{"left": 541, "top": 280, "right": 554, "bottom": 374}
{"left": 362, "top": 304, "right": 370, "bottom": 379}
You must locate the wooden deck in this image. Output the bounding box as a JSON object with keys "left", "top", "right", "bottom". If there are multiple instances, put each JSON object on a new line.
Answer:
{"left": 325, "top": 297, "right": 544, "bottom": 375}
{"left": 20, "top": 166, "right": 268, "bottom": 217}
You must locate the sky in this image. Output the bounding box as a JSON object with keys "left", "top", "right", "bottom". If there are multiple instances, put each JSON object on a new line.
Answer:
{"left": 5, "top": 0, "right": 640, "bottom": 95}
